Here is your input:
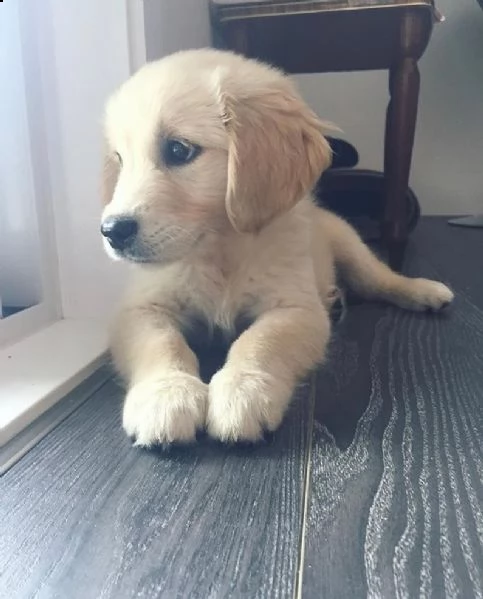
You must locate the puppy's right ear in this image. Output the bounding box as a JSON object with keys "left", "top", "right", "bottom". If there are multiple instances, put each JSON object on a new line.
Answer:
{"left": 212, "top": 67, "right": 332, "bottom": 233}
{"left": 102, "top": 146, "right": 120, "bottom": 206}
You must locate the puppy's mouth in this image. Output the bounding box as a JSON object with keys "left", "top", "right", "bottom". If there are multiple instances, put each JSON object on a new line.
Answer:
{"left": 103, "top": 239, "right": 157, "bottom": 264}
{"left": 117, "top": 251, "right": 154, "bottom": 264}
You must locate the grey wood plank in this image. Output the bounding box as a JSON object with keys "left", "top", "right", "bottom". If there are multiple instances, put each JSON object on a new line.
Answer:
{"left": 0, "top": 363, "right": 313, "bottom": 599}
{"left": 302, "top": 219, "right": 483, "bottom": 598}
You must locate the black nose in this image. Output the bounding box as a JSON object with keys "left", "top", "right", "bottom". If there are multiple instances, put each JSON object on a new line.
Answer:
{"left": 101, "top": 217, "right": 138, "bottom": 250}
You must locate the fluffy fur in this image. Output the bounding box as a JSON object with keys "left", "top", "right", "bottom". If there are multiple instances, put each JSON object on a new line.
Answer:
{"left": 101, "top": 49, "right": 454, "bottom": 446}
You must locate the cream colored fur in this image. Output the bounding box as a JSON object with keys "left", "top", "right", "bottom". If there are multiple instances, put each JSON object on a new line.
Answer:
{"left": 101, "top": 49, "right": 454, "bottom": 446}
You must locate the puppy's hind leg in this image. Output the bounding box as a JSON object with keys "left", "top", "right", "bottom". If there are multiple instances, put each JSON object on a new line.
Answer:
{"left": 320, "top": 210, "right": 454, "bottom": 312}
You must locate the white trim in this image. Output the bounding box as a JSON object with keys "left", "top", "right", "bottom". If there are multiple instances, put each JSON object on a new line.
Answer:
{"left": 19, "top": 0, "right": 63, "bottom": 321}
{"left": 126, "top": 0, "right": 148, "bottom": 73}
{"left": 0, "top": 304, "right": 56, "bottom": 350}
{"left": 0, "top": 2, "right": 61, "bottom": 346}
{"left": 0, "top": 319, "right": 108, "bottom": 447}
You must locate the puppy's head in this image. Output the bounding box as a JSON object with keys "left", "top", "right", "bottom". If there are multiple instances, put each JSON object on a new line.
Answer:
{"left": 101, "top": 49, "right": 331, "bottom": 264}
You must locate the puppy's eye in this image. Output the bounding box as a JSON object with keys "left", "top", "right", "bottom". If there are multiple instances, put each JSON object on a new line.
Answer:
{"left": 114, "top": 152, "right": 123, "bottom": 166}
{"left": 163, "top": 139, "right": 201, "bottom": 167}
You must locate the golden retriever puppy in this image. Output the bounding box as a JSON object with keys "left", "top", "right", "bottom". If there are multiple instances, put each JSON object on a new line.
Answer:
{"left": 101, "top": 49, "right": 453, "bottom": 446}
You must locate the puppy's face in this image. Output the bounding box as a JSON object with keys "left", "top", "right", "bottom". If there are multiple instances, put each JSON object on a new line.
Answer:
{"left": 101, "top": 50, "right": 331, "bottom": 265}
{"left": 101, "top": 58, "right": 230, "bottom": 264}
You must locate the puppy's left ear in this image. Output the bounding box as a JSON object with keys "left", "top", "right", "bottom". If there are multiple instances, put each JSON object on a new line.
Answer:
{"left": 218, "top": 79, "right": 332, "bottom": 233}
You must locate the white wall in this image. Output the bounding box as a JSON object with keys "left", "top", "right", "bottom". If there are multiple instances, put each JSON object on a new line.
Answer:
{"left": 144, "top": 0, "right": 211, "bottom": 60}
{"left": 294, "top": 0, "right": 483, "bottom": 215}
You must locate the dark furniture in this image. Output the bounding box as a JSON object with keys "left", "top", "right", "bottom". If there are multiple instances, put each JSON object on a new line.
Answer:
{"left": 210, "top": 0, "right": 443, "bottom": 269}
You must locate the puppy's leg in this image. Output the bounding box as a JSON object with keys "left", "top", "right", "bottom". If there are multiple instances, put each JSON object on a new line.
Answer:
{"left": 207, "top": 304, "right": 330, "bottom": 442}
{"left": 112, "top": 308, "right": 207, "bottom": 446}
{"left": 318, "top": 210, "right": 454, "bottom": 311}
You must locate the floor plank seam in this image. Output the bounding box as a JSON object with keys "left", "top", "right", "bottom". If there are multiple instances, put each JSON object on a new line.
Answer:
{"left": 294, "top": 372, "right": 317, "bottom": 599}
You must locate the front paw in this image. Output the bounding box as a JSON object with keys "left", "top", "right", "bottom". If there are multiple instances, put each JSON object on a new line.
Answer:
{"left": 123, "top": 373, "right": 208, "bottom": 447}
{"left": 207, "top": 368, "right": 293, "bottom": 443}
{"left": 404, "top": 279, "right": 454, "bottom": 312}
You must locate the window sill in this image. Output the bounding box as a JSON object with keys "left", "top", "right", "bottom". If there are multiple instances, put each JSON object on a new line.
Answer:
{"left": 0, "top": 319, "right": 109, "bottom": 448}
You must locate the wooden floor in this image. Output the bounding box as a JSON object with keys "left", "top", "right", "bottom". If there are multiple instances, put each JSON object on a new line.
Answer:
{"left": 1, "top": 218, "right": 482, "bottom": 599}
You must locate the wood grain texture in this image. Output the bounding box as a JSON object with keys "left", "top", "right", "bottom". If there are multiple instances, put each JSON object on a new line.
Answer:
{"left": 0, "top": 352, "right": 313, "bottom": 599}
{"left": 212, "top": 0, "right": 435, "bottom": 17}
{"left": 303, "top": 219, "right": 483, "bottom": 599}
